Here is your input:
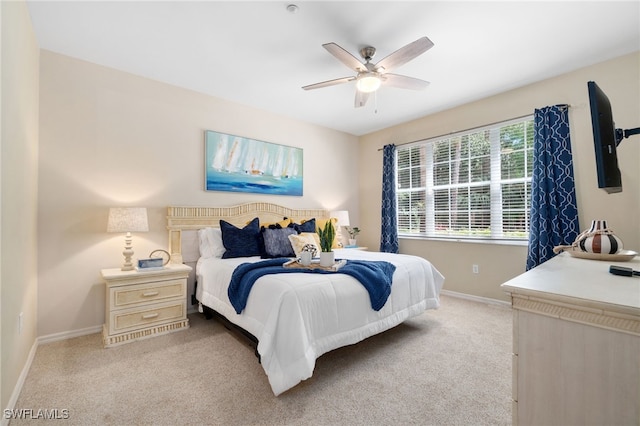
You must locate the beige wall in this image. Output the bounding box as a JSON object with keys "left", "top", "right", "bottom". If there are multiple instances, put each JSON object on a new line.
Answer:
{"left": 37, "top": 51, "right": 360, "bottom": 337}
{"left": 359, "top": 52, "right": 640, "bottom": 301}
{"left": 36, "top": 50, "right": 640, "bottom": 335}
{"left": 1, "top": 0, "right": 40, "bottom": 412}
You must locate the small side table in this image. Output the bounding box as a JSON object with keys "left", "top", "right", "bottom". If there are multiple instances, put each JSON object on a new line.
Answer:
{"left": 101, "top": 263, "right": 191, "bottom": 348}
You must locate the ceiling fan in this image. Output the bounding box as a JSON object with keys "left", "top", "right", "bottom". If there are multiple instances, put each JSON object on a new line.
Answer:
{"left": 302, "top": 36, "right": 434, "bottom": 108}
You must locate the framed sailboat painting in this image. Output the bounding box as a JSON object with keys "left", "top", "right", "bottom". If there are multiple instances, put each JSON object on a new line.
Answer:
{"left": 205, "top": 130, "right": 303, "bottom": 196}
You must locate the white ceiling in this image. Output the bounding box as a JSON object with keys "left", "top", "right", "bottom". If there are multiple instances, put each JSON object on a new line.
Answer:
{"left": 27, "top": 1, "right": 640, "bottom": 136}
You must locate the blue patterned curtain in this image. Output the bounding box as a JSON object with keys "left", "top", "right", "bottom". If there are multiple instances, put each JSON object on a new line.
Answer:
{"left": 380, "top": 144, "right": 399, "bottom": 253}
{"left": 526, "top": 105, "right": 580, "bottom": 269}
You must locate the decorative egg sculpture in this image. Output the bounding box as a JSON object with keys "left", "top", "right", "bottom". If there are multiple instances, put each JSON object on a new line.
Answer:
{"left": 577, "top": 220, "right": 623, "bottom": 254}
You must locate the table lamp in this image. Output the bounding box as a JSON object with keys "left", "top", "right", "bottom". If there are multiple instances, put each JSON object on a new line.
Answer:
{"left": 330, "top": 210, "right": 350, "bottom": 248}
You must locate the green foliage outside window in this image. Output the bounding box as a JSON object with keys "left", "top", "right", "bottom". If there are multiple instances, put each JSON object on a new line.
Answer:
{"left": 396, "top": 118, "right": 534, "bottom": 240}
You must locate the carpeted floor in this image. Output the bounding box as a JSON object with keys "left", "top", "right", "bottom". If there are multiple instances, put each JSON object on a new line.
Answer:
{"left": 11, "top": 294, "right": 512, "bottom": 425}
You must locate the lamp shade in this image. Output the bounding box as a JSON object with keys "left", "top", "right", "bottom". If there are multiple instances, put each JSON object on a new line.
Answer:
{"left": 330, "top": 210, "right": 350, "bottom": 227}
{"left": 107, "top": 207, "right": 149, "bottom": 233}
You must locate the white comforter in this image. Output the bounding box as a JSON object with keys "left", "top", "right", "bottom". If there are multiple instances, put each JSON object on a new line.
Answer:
{"left": 196, "top": 249, "right": 444, "bottom": 395}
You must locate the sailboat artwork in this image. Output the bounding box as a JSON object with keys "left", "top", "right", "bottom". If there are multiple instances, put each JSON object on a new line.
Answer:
{"left": 205, "top": 130, "right": 303, "bottom": 196}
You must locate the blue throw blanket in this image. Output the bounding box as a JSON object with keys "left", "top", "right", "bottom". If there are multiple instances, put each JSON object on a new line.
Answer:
{"left": 228, "top": 258, "right": 396, "bottom": 314}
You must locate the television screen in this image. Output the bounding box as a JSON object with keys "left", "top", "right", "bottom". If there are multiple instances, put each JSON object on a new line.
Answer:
{"left": 587, "top": 81, "right": 622, "bottom": 193}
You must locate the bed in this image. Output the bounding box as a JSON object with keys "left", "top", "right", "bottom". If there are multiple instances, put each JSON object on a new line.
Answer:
{"left": 167, "top": 203, "right": 444, "bottom": 395}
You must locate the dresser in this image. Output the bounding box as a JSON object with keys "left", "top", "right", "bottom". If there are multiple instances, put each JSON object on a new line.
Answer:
{"left": 501, "top": 252, "right": 640, "bottom": 425}
{"left": 102, "top": 263, "right": 191, "bottom": 348}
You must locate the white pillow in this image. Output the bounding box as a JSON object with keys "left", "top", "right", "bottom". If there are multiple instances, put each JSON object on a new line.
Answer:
{"left": 288, "top": 232, "right": 321, "bottom": 257}
{"left": 198, "top": 227, "right": 225, "bottom": 259}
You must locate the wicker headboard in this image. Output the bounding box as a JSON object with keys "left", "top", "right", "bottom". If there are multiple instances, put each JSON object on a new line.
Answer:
{"left": 166, "top": 202, "right": 330, "bottom": 264}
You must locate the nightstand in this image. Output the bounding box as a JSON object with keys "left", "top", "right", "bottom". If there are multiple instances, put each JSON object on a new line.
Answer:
{"left": 101, "top": 263, "right": 191, "bottom": 348}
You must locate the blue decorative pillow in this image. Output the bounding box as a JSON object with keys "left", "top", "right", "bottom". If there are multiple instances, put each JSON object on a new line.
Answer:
{"left": 220, "top": 218, "right": 261, "bottom": 258}
{"left": 289, "top": 218, "right": 316, "bottom": 234}
{"left": 261, "top": 227, "right": 297, "bottom": 258}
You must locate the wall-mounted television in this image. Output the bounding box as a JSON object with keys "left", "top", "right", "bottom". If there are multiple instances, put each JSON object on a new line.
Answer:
{"left": 587, "top": 81, "right": 640, "bottom": 194}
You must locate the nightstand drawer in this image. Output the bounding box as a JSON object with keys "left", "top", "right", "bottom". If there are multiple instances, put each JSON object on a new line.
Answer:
{"left": 110, "top": 300, "right": 186, "bottom": 333}
{"left": 111, "top": 279, "right": 185, "bottom": 309}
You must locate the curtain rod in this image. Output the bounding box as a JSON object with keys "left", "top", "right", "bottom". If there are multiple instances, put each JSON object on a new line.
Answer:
{"left": 377, "top": 105, "right": 570, "bottom": 151}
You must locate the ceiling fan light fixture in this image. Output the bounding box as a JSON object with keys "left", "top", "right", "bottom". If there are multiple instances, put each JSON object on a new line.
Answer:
{"left": 356, "top": 73, "right": 381, "bottom": 93}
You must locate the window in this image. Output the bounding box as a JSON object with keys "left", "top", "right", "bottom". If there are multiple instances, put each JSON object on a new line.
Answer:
{"left": 396, "top": 116, "right": 534, "bottom": 241}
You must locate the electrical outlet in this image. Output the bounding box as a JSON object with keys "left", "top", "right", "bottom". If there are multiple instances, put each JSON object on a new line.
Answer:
{"left": 19, "top": 312, "right": 24, "bottom": 335}
{"left": 472, "top": 264, "right": 479, "bottom": 274}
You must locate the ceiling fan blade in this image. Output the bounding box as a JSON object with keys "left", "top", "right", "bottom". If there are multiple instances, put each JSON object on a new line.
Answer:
{"left": 375, "top": 36, "right": 434, "bottom": 72}
{"left": 323, "top": 43, "right": 366, "bottom": 72}
{"left": 382, "top": 73, "right": 430, "bottom": 90}
{"left": 354, "top": 90, "right": 370, "bottom": 108}
{"left": 302, "top": 76, "right": 355, "bottom": 90}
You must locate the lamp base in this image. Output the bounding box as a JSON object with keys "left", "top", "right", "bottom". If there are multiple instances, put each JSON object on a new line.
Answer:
{"left": 121, "top": 232, "right": 135, "bottom": 271}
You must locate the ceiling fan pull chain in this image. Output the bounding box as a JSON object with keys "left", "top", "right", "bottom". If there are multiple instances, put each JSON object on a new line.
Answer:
{"left": 374, "top": 90, "right": 378, "bottom": 114}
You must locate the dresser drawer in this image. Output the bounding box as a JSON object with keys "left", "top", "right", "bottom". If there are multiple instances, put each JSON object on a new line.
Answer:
{"left": 110, "top": 300, "right": 186, "bottom": 334}
{"left": 110, "top": 279, "right": 185, "bottom": 310}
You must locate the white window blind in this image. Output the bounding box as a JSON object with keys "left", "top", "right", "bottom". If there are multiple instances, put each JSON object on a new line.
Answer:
{"left": 397, "top": 116, "right": 534, "bottom": 240}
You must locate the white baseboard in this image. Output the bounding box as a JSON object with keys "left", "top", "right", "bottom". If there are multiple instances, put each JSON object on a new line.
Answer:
{"left": 440, "top": 289, "right": 511, "bottom": 308}
{"left": 2, "top": 340, "right": 38, "bottom": 426}
{"left": 37, "top": 325, "right": 102, "bottom": 345}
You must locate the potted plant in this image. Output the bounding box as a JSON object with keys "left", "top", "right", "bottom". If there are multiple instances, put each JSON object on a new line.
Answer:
{"left": 317, "top": 220, "right": 335, "bottom": 267}
{"left": 346, "top": 226, "right": 360, "bottom": 247}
